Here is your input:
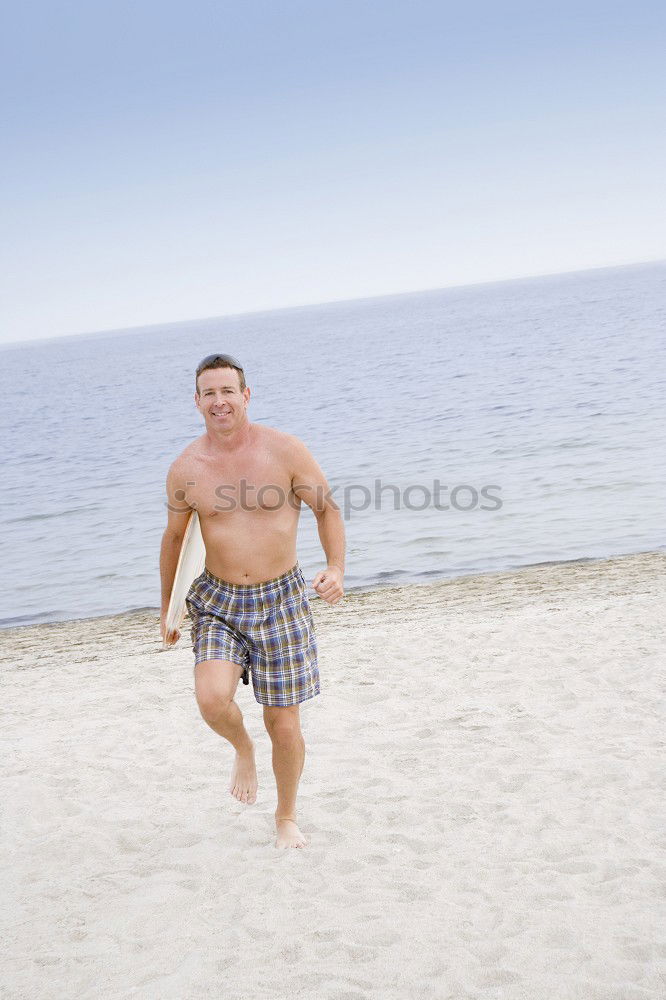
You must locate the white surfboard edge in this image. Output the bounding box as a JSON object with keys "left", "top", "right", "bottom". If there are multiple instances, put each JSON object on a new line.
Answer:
{"left": 163, "top": 510, "right": 206, "bottom": 648}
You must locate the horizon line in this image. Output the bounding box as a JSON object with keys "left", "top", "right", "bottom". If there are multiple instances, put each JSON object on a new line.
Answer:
{"left": 3, "top": 256, "right": 665, "bottom": 350}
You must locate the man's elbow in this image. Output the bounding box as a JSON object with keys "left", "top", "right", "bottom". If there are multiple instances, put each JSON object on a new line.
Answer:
{"left": 162, "top": 526, "right": 186, "bottom": 546}
{"left": 315, "top": 502, "right": 344, "bottom": 524}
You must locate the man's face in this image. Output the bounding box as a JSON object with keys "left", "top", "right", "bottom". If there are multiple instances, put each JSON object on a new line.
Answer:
{"left": 195, "top": 366, "right": 250, "bottom": 430}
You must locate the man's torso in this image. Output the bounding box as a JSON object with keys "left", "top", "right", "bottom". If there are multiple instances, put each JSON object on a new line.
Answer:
{"left": 176, "top": 425, "right": 302, "bottom": 584}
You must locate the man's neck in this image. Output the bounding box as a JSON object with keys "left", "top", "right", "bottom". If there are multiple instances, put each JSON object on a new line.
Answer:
{"left": 205, "top": 419, "right": 253, "bottom": 454}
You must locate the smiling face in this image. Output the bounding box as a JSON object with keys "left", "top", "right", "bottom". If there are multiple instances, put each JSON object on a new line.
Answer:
{"left": 195, "top": 366, "right": 250, "bottom": 433}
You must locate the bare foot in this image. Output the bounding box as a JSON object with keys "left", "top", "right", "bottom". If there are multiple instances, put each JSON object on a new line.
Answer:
{"left": 229, "top": 744, "right": 258, "bottom": 804}
{"left": 275, "top": 812, "right": 307, "bottom": 849}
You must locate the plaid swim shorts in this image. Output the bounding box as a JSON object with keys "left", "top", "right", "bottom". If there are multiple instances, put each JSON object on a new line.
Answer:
{"left": 185, "top": 564, "right": 320, "bottom": 707}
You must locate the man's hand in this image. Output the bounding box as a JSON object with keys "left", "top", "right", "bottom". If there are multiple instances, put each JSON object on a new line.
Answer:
{"left": 312, "top": 566, "right": 344, "bottom": 605}
{"left": 161, "top": 612, "right": 181, "bottom": 649}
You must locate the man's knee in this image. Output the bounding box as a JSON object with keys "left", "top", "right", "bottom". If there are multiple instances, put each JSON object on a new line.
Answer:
{"left": 196, "top": 689, "right": 234, "bottom": 726}
{"left": 264, "top": 707, "right": 302, "bottom": 745}
{"left": 194, "top": 660, "right": 241, "bottom": 725}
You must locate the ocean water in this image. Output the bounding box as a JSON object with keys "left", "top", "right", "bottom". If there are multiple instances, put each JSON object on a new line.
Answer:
{"left": 1, "top": 261, "right": 664, "bottom": 627}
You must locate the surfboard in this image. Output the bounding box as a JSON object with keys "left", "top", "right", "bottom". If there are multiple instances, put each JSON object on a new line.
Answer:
{"left": 163, "top": 510, "right": 206, "bottom": 648}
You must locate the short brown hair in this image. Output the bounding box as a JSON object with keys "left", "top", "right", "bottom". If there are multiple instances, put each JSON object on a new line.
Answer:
{"left": 195, "top": 353, "right": 246, "bottom": 393}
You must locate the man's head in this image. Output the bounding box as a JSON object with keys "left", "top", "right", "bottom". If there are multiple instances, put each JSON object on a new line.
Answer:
{"left": 194, "top": 353, "right": 250, "bottom": 433}
{"left": 195, "top": 353, "right": 246, "bottom": 394}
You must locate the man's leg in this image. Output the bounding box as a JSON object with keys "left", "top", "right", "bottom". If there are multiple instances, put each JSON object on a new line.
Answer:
{"left": 263, "top": 704, "right": 307, "bottom": 848}
{"left": 195, "top": 659, "right": 258, "bottom": 805}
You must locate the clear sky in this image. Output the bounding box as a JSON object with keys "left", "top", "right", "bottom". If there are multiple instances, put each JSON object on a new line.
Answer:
{"left": 2, "top": 0, "right": 665, "bottom": 344}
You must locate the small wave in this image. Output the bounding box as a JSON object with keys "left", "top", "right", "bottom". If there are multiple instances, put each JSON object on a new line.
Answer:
{"left": 376, "top": 569, "right": 411, "bottom": 580}
{"left": 5, "top": 505, "right": 97, "bottom": 525}
{"left": 0, "top": 610, "right": 63, "bottom": 627}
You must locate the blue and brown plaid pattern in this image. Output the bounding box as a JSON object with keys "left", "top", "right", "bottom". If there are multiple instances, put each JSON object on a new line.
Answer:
{"left": 185, "top": 564, "right": 320, "bottom": 707}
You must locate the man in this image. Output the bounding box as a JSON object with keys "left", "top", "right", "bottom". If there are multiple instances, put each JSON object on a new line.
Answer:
{"left": 160, "top": 353, "right": 345, "bottom": 849}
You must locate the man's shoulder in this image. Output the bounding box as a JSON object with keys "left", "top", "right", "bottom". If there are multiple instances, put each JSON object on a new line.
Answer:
{"left": 255, "top": 424, "right": 309, "bottom": 466}
{"left": 167, "top": 437, "right": 207, "bottom": 478}
{"left": 255, "top": 424, "right": 307, "bottom": 455}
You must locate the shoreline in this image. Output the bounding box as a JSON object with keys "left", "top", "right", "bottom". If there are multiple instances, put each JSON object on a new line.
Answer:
{"left": 1, "top": 546, "right": 664, "bottom": 639}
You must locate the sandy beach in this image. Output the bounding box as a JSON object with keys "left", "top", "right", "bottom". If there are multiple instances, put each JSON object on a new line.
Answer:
{"left": 2, "top": 550, "right": 664, "bottom": 1000}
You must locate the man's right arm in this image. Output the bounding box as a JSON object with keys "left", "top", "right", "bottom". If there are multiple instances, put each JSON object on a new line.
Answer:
{"left": 160, "top": 461, "right": 193, "bottom": 646}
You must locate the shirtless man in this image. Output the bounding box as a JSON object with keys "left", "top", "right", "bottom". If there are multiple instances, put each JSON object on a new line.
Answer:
{"left": 159, "top": 353, "right": 345, "bottom": 849}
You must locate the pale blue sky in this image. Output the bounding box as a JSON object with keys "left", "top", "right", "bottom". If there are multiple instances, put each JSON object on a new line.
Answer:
{"left": 2, "top": 0, "right": 665, "bottom": 344}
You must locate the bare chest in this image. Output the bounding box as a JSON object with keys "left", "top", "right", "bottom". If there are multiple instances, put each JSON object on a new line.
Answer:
{"left": 183, "top": 451, "right": 294, "bottom": 518}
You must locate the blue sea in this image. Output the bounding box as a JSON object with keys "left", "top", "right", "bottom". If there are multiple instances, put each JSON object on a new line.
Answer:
{"left": 1, "top": 261, "right": 665, "bottom": 627}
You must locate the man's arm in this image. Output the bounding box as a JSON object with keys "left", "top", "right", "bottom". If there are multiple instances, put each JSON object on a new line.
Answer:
{"left": 289, "top": 437, "right": 345, "bottom": 605}
{"left": 160, "top": 460, "right": 194, "bottom": 644}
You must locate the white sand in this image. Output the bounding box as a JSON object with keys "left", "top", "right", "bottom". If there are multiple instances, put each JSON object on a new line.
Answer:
{"left": 1, "top": 551, "right": 664, "bottom": 1000}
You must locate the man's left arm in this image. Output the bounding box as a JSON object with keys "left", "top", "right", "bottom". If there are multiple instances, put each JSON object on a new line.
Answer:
{"left": 290, "top": 437, "right": 345, "bottom": 605}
